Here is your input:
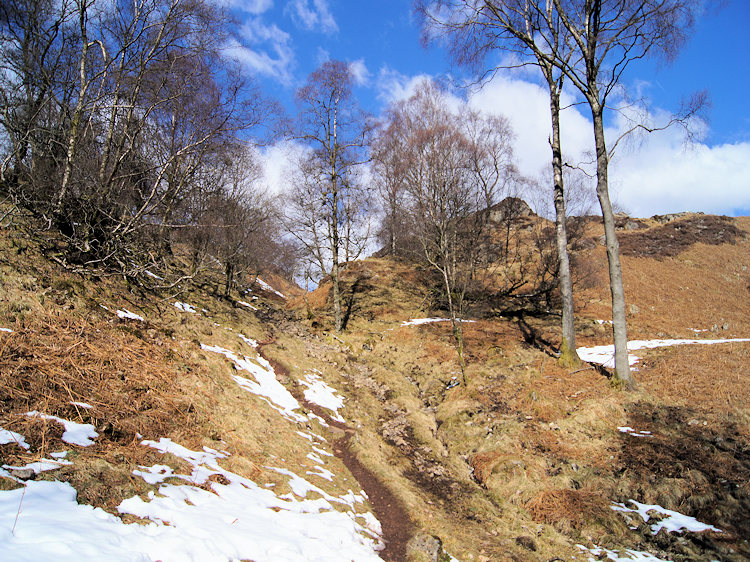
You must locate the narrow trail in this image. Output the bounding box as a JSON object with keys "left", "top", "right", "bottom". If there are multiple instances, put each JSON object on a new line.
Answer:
{"left": 258, "top": 345, "right": 414, "bottom": 561}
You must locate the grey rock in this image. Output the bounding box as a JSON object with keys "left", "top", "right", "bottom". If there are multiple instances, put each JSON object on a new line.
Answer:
{"left": 10, "top": 468, "right": 36, "bottom": 480}
{"left": 406, "top": 532, "right": 448, "bottom": 562}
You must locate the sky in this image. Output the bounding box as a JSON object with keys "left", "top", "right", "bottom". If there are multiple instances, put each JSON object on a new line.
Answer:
{"left": 224, "top": 0, "right": 750, "bottom": 217}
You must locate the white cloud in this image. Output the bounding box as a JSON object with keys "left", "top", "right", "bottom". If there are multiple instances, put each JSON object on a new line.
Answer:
{"left": 223, "top": 18, "right": 295, "bottom": 84}
{"left": 374, "top": 68, "right": 750, "bottom": 217}
{"left": 211, "top": 0, "right": 273, "bottom": 14}
{"left": 315, "top": 47, "right": 330, "bottom": 65}
{"left": 348, "top": 59, "right": 371, "bottom": 86}
{"left": 611, "top": 137, "right": 750, "bottom": 217}
{"left": 239, "top": 0, "right": 274, "bottom": 14}
{"left": 256, "top": 141, "right": 309, "bottom": 196}
{"left": 375, "top": 67, "right": 443, "bottom": 106}
{"left": 285, "top": 0, "right": 338, "bottom": 34}
{"left": 464, "top": 73, "right": 750, "bottom": 217}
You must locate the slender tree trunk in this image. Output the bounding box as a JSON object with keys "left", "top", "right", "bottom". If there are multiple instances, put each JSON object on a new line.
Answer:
{"left": 332, "top": 258, "right": 342, "bottom": 331}
{"left": 224, "top": 261, "right": 234, "bottom": 297}
{"left": 57, "top": 6, "right": 89, "bottom": 213}
{"left": 331, "top": 98, "right": 344, "bottom": 332}
{"left": 591, "top": 102, "right": 635, "bottom": 389}
{"left": 390, "top": 199, "right": 397, "bottom": 255}
{"left": 442, "top": 266, "right": 466, "bottom": 383}
{"left": 331, "top": 169, "right": 342, "bottom": 332}
{"left": 548, "top": 84, "right": 581, "bottom": 368}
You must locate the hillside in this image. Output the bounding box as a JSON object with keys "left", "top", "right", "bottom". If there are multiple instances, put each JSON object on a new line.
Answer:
{"left": 1, "top": 212, "right": 749, "bottom": 561}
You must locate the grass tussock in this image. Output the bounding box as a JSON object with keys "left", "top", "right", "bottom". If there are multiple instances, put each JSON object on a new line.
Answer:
{"left": 526, "top": 488, "right": 610, "bottom": 531}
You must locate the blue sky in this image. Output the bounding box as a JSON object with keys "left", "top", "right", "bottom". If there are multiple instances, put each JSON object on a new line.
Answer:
{"left": 226, "top": 0, "right": 750, "bottom": 217}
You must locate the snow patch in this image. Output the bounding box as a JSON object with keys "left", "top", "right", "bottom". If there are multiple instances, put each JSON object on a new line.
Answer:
{"left": 3, "top": 458, "right": 72, "bottom": 474}
{"left": 577, "top": 338, "right": 750, "bottom": 368}
{"left": 201, "top": 344, "right": 306, "bottom": 423}
{"left": 238, "top": 300, "right": 258, "bottom": 311}
{"left": 174, "top": 301, "right": 197, "bottom": 313}
{"left": 577, "top": 543, "right": 666, "bottom": 561}
{"left": 618, "top": 426, "right": 652, "bottom": 438}
{"left": 306, "top": 465, "right": 335, "bottom": 482}
{"left": 25, "top": 411, "right": 98, "bottom": 447}
{"left": 256, "top": 277, "right": 286, "bottom": 298}
{"left": 239, "top": 334, "right": 259, "bottom": 347}
{"left": 116, "top": 309, "right": 144, "bottom": 321}
{"left": 0, "top": 438, "right": 383, "bottom": 561}
{"left": 401, "top": 317, "right": 477, "bottom": 327}
{"left": 0, "top": 327, "right": 13, "bottom": 333}
{"left": 299, "top": 371, "right": 346, "bottom": 423}
{"left": 612, "top": 500, "right": 722, "bottom": 534}
{"left": 0, "top": 428, "right": 30, "bottom": 449}
{"left": 70, "top": 401, "right": 93, "bottom": 409}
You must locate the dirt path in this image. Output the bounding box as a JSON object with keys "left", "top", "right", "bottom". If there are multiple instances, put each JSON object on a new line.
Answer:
{"left": 258, "top": 345, "right": 414, "bottom": 561}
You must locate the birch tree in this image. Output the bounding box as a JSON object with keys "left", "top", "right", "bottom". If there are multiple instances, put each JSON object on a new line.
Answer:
{"left": 419, "top": 0, "right": 703, "bottom": 387}
{"left": 417, "top": 0, "right": 584, "bottom": 368}
{"left": 546, "top": 0, "right": 701, "bottom": 388}
{"left": 376, "top": 79, "right": 516, "bottom": 380}
{"left": 286, "top": 60, "right": 372, "bottom": 332}
{"left": 0, "top": 0, "right": 269, "bottom": 272}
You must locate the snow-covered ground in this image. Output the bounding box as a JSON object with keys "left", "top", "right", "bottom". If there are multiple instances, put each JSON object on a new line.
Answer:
{"left": 0, "top": 333, "right": 383, "bottom": 561}
{"left": 117, "top": 309, "right": 144, "bottom": 321}
{"left": 174, "top": 301, "right": 197, "bottom": 313}
{"left": 577, "top": 500, "right": 721, "bottom": 561}
{"left": 577, "top": 338, "right": 750, "bottom": 368}
{"left": 577, "top": 543, "right": 666, "bottom": 561}
{"left": 0, "top": 434, "right": 383, "bottom": 561}
{"left": 257, "top": 277, "right": 286, "bottom": 299}
{"left": 299, "top": 370, "right": 346, "bottom": 424}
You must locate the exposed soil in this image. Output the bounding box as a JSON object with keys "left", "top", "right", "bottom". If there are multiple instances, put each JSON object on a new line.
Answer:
{"left": 619, "top": 215, "right": 744, "bottom": 258}
{"left": 380, "top": 407, "right": 475, "bottom": 504}
{"left": 334, "top": 435, "right": 414, "bottom": 561}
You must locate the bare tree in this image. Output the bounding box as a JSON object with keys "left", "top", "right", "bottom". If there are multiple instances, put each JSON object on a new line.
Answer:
{"left": 417, "top": 0, "right": 584, "bottom": 368}
{"left": 285, "top": 60, "right": 372, "bottom": 332}
{"left": 376, "top": 79, "right": 516, "bottom": 380}
{"left": 0, "top": 0, "right": 75, "bottom": 198}
{"left": 0, "top": 0, "right": 271, "bottom": 275}
{"left": 371, "top": 116, "right": 411, "bottom": 257}
{"left": 545, "top": 0, "right": 703, "bottom": 388}
{"left": 419, "top": 0, "right": 704, "bottom": 387}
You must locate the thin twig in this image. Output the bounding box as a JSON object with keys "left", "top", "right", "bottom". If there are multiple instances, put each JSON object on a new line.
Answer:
{"left": 12, "top": 483, "right": 27, "bottom": 535}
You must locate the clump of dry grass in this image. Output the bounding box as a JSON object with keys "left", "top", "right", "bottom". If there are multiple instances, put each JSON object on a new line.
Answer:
{"left": 526, "top": 488, "right": 610, "bottom": 531}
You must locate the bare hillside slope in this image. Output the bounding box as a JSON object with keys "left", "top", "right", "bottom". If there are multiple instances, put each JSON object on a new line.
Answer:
{"left": 1, "top": 212, "right": 749, "bottom": 561}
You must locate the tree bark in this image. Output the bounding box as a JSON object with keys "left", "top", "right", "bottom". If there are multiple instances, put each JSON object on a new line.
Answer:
{"left": 224, "top": 261, "right": 234, "bottom": 297}
{"left": 56, "top": 1, "right": 90, "bottom": 213}
{"left": 548, "top": 81, "right": 581, "bottom": 368}
{"left": 591, "top": 102, "right": 635, "bottom": 389}
{"left": 442, "top": 265, "right": 466, "bottom": 383}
